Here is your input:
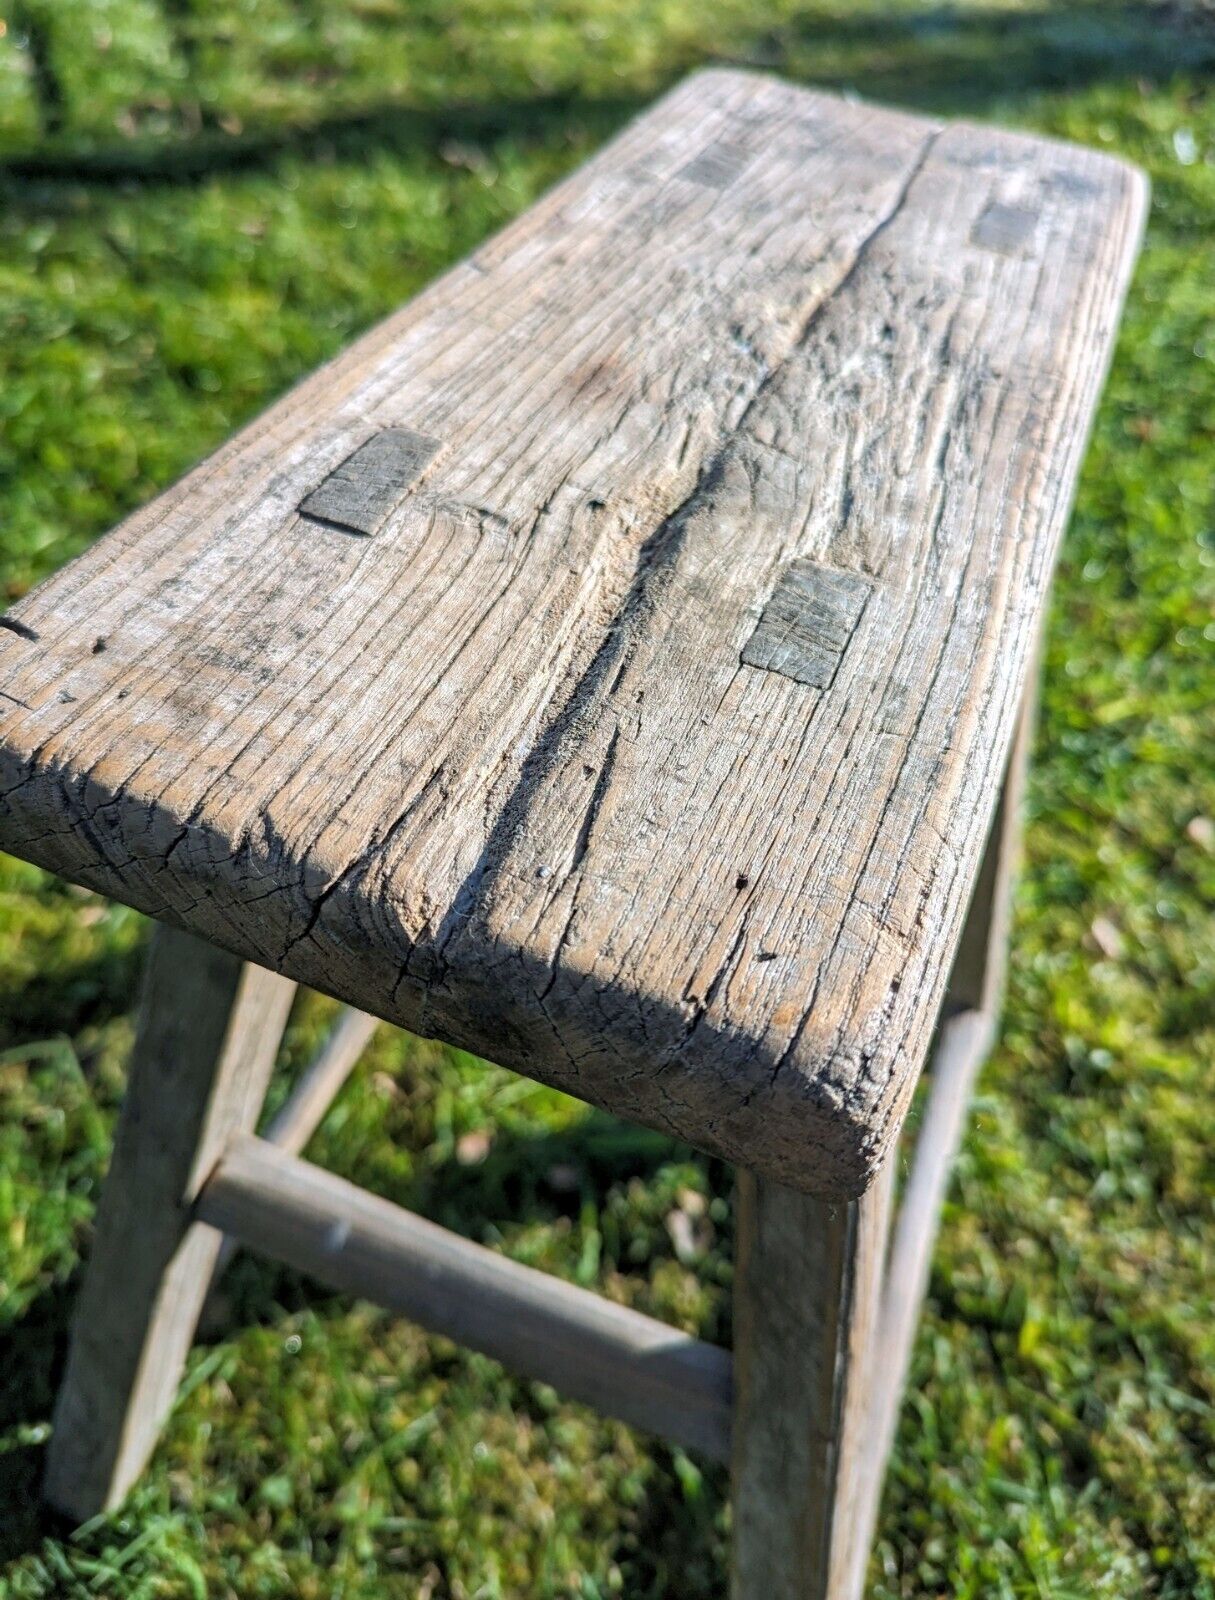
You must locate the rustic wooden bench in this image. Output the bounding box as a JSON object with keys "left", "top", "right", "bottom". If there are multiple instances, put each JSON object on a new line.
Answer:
{"left": 0, "top": 70, "right": 1144, "bottom": 1598}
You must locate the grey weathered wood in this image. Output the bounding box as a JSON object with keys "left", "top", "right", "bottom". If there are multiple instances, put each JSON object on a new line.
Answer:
{"left": 741, "top": 560, "right": 873, "bottom": 687}
{"left": 0, "top": 71, "right": 1146, "bottom": 1196}
{"left": 197, "top": 1134, "right": 733, "bottom": 1461}
{"left": 44, "top": 929, "right": 296, "bottom": 1520}
{"left": 945, "top": 648, "right": 1039, "bottom": 1018}
{"left": 856, "top": 1006, "right": 992, "bottom": 1557}
{"left": 971, "top": 199, "right": 1038, "bottom": 255}
{"left": 300, "top": 426, "right": 439, "bottom": 536}
{"left": 263, "top": 1004, "right": 379, "bottom": 1156}
{"left": 208, "top": 1004, "right": 380, "bottom": 1286}
{"left": 731, "top": 1163, "right": 894, "bottom": 1600}
{"left": 848, "top": 673, "right": 1038, "bottom": 1565}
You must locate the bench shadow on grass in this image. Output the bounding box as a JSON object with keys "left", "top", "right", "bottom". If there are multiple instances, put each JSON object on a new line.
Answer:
{"left": 0, "top": 1281, "right": 74, "bottom": 1562}
{"left": 0, "top": 943, "right": 144, "bottom": 1051}
{"left": 2, "top": 2, "right": 1212, "bottom": 192}
{"left": 737, "top": 0, "right": 1215, "bottom": 113}
{"left": 0, "top": 942, "right": 144, "bottom": 1562}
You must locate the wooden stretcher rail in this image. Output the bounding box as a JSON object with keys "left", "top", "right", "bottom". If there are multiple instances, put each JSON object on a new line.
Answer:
{"left": 196, "top": 1134, "right": 734, "bottom": 1462}
{"left": 854, "top": 1008, "right": 996, "bottom": 1573}
{"left": 878, "top": 1008, "right": 996, "bottom": 1405}
{"left": 263, "top": 1007, "right": 381, "bottom": 1156}
{"left": 208, "top": 1005, "right": 380, "bottom": 1288}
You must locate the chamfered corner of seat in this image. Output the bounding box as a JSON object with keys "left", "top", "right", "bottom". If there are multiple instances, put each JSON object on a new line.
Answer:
{"left": 770, "top": 1072, "right": 899, "bottom": 1202}
{"left": 1070, "top": 138, "right": 1151, "bottom": 236}
{"left": 696, "top": 1022, "right": 909, "bottom": 1201}
{"left": 1116, "top": 155, "right": 1152, "bottom": 237}
{"left": 671, "top": 62, "right": 805, "bottom": 110}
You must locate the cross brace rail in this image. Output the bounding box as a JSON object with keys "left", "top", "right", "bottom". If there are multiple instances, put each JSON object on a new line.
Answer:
{"left": 192, "top": 1005, "right": 992, "bottom": 1477}
{"left": 196, "top": 1131, "right": 735, "bottom": 1461}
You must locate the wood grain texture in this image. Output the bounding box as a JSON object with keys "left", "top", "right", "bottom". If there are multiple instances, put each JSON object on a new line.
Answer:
{"left": 207, "top": 1003, "right": 380, "bottom": 1290}
{"left": 300, "top": 427, "right": 440, "bottom": 536}
{"left": 44, "top": 928, "right": 295, "bottom": 1520}
{"left": 848, "top": 681, "right": 1037, "bottom": 1565}
{"left": 0, "top": 70, "right": 1146, "bottom": 1195}
{"left": 199, "top": 1134, "right": 733, "bottom": 1460}
{"left": 731, "top": 1165, "right": 893, "bottom": 1600}
{"left": 944, "top": 639, "right": 1039, "bottom": 1018}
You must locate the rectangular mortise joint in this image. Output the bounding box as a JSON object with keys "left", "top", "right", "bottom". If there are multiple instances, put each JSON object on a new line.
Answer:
{"left": 970, "top": 200, "right": 1038, "bottom": 255}
{"left": 679, "top": 141, "right": 751, "bottom": 190}
{"left": 741, "top": 560, "right": 873, "bottom": 688}
{"left": 300, "top": 426, "right": 439, "bottom": 536}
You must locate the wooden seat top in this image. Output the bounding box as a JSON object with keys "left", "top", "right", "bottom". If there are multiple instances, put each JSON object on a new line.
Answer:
{"left": 0, "top": 72, "right": 1144, "bottom": 1195}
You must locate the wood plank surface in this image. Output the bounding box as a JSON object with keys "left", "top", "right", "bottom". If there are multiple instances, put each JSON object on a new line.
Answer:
{"left": 0, "top": 70, "right": 1146, "bottom": 1194}
{"left": 197, "top": 1134, "right": 733, "bottom": 1461}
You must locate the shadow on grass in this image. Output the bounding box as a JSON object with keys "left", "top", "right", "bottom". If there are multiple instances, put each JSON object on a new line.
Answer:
{"left": 737, "top": 0, "right": 1215, "bottom": 113}
{"left": 0, "top": 941, "right": 144, "bottom": 1051}
{"left": 0, "top": 0, "right": 1206, "bottom": 1579}
{"left": 414, "top": 1112, "right": 708, "bottom": 1231}
{"left": 0, "top": 1280, "right": 73, "bottom": 1562}
{"left": 0, "top": 92, "right": 650, "bottom": 186}
{"left": 209, "top": 1113, "right": 732, "bottom": 1593}
{"left": 3, "top": 2, "right": 1212, "bottom": 190}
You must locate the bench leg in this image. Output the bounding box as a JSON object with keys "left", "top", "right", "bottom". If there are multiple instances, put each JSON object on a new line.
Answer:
{"left": 44, "top": 925, "right": 296, "bottom": 1521}
{"left": 730, "top": 1163, "right": 894, "bottom": 1600}
{"left": 945, "top": 660, "right": 1039, "bottom": 1020}
{"left": 730, "top": 678, "right": 1039, "bottom": 1597}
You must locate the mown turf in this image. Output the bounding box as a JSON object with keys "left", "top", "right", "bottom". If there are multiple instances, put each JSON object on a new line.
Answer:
{"left": 0, "top": 3, "right": 1212, "bottom": 1596}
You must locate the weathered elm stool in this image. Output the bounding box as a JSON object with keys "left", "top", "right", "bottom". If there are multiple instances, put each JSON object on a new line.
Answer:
{"left": 0, "top": 71, "right": 1143, "bottom": 1598}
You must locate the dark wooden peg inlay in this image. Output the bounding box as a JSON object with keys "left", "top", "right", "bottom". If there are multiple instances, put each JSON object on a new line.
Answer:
{"left": 971, "top": 200, "right": 1038, "bottom": 255}
{"left": 679, "top": 141, "right": 750, "bottom": 190}
{"left": 300, "top": 426, "right": 439, "bottom": 536}
{"left": 742, "top": 560, "right": 873, "bottom": 688}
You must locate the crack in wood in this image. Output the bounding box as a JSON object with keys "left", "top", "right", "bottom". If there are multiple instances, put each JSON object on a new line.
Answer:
{"left": 0, "top": 72, "right": 1147, "bottom": 1201}
{"left": 0, "top": 616, "right": 39, "bottom": 641}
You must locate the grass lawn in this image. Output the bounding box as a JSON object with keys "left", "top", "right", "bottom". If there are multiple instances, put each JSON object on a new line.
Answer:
{"left": 0, "top": 1, "right": 1212, "bottom": 1595}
